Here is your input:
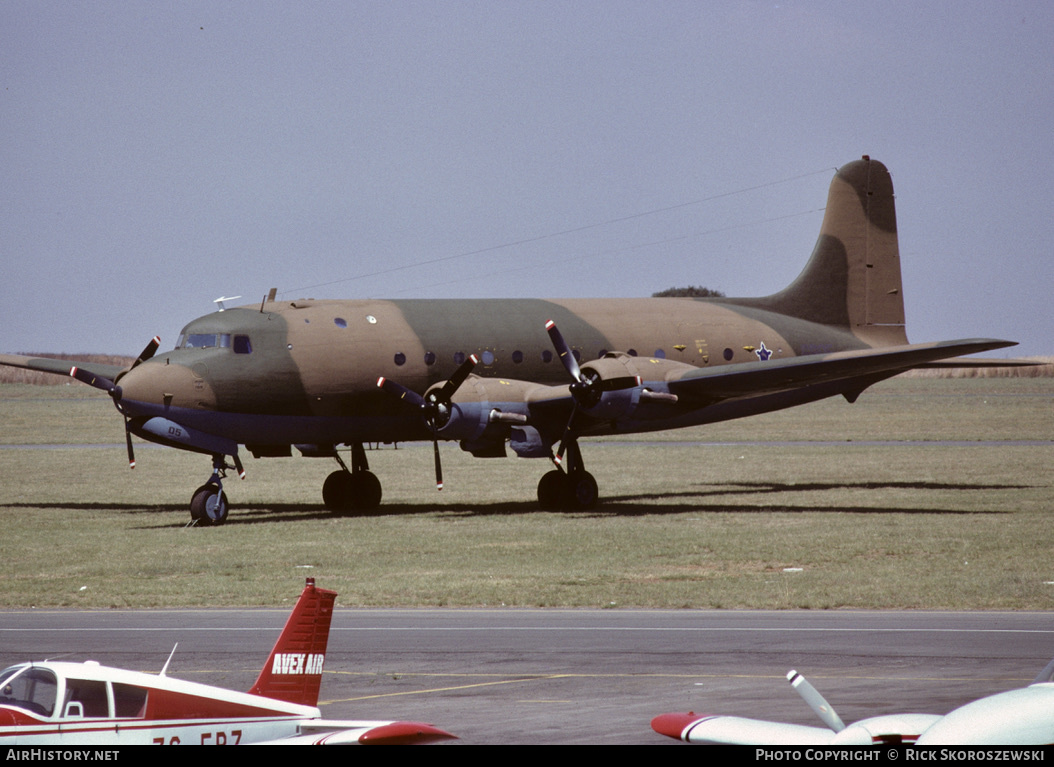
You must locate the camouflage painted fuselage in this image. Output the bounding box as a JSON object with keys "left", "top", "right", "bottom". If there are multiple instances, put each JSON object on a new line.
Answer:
{"left": 107, "top": 157, "right": 1007, "bottom": 458}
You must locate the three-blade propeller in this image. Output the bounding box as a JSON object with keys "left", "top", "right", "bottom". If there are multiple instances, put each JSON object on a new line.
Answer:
{"left": 68, "top": 336, "right": 160, "bottom": 469}
{"left": 544, "top": 320, "right": 640, "bottom": 466}
{"left": 378, "top": 354, "right": 478, "bottom": 490}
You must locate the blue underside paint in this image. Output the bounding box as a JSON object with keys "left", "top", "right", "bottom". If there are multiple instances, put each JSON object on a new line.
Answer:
{"left": 118, "top": 373, "right": 867, "bottom": 458}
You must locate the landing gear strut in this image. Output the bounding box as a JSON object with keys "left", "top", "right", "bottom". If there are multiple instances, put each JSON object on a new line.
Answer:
{"left": 537, "top": 440, "right": 598, "bottom": 511}
{"left": 189, "top": 453, "right": 243, "bottom": 526}
{"left": 323, "top": 443, "right": 382, "bottom": 513}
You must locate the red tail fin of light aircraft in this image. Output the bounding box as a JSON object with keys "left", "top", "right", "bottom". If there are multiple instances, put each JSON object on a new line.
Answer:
{"left": 248, "top": 578, "right": 335, "bottom": 706}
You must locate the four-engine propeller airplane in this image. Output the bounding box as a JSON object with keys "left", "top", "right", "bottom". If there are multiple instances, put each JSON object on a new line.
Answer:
{"left": 652, "top": 659, "right": 1054, "bottom": 745}
{"left": 0, "top": 579, "right": 455, "bottom": 745}
{"left": 0, "top": 157, "right": 1019, "bottom": 525}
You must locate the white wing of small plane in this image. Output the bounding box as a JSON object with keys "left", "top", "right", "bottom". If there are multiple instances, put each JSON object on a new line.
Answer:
{"left": 261, "top": 720, "right": 458, "bottom": 745}
{"left": 653, "top": 669, "right": 943, "bottom": 745}
{"left": 655, "top": 663, "right": 1054, "bottom": 745}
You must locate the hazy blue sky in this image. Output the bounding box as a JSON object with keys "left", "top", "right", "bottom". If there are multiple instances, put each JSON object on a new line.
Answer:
{"left": 3, "top": 1, "right": 1051, "bottom": 357}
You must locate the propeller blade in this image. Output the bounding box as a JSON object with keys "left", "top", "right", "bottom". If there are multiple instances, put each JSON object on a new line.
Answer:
{"left": 787, "top": 670, "right": 846, "bottom": 733}
{"left": 124, "top": 417, "right": 136, "bottom": 469}
{"left": 377, "top": 377, "right": 425, "bottom": 408}
{"left": 437, "top": 354, "right": 479, "bottom": 400}
{"left": 69, "top": 366, "right": 121, "bottom": 399}
{"left": 553, "top": 405, "right": 579, "bottom": 467}
{"left": 132, "top": 336, "right": 161, "bottom": 369}
{"left": 545, "top": 320, "right": 583, "bottom": 382}
{"left": 432, "top": 433, "right": 443, "bottom": 490}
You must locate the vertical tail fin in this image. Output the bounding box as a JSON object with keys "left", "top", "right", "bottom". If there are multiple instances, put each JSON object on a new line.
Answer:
{"left": 735, "top": 156, "right": 908, "bottom": 347}
{"left": 248, "top": 578, "right": 336, "bottom": 706}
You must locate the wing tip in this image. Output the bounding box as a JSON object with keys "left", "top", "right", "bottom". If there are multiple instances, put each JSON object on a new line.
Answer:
{"left": 651, "top": 711, "right": 704, "bottom": 740}
{"left": 358, "top": 721, "right": 458, "bottom": 745}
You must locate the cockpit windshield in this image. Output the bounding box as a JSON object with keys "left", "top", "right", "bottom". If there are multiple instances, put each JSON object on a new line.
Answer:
{"left": 0, "top": 665, "right": 57, "bottom": 717}
{"left": 178, "top": 333, "right": 231, "bottom": 349}
{"left": 175, "top": 332, "right": 252, "bottom": 354}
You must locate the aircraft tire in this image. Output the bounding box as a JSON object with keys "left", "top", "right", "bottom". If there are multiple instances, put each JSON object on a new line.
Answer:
{"left": 351, "top": 471, "right": 383, "bottom": 511}
{"left": 190, "top": 484, "right": 229, "bottom": 526}
{"left": 564, "top": 470, "right": 598, "bottom": 511}
{"left": 323, "top": 470, "right": 383, "bottom": 514}
{"left": 323, "top": 470, "right": 354, "bottom": 512}
{"left": 537, "top": 470, "right": 566, "bottom": 510}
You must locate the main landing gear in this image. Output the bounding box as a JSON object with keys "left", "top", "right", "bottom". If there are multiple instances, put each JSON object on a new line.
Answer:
{"left": 322, "top": 443, "right": 382, "bottom": 514}
{"left": 537, "top": 440, "right": 599, "bottom": 511}
{"left": 189, "top": 453, "right": 244, "bottom": 526}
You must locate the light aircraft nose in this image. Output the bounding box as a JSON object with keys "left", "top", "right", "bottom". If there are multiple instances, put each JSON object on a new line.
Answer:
{"left": 117, "top": 359, "right": 217, "bottom": 414}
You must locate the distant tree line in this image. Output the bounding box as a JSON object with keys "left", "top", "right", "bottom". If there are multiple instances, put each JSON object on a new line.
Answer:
{"left": 651, "top": 286, "right": 726, "bottom": 298}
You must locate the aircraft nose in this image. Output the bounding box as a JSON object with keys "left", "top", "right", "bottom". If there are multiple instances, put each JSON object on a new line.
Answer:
{"left": 117, "top": 360, "right": 217, "bottom": 413}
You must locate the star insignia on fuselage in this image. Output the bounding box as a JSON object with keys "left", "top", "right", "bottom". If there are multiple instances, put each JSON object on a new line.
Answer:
{"left": 755, "top": 342, "right": 772, "bottom": 361}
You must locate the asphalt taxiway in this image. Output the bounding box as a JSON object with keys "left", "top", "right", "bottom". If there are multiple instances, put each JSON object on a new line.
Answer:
{"left": 1, "top": 609, "right": 1050, "bottom": 745}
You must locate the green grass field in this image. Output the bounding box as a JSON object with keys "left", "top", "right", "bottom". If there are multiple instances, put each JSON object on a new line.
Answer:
{"left": 0, "top": 377, "right": 1051, "bottom": 609}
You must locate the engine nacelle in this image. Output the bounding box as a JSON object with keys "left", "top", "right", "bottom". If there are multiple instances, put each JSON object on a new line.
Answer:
{"left": 432, "top": 375, "right": 534, "bottom": 442}
{"left": 577, "top": 353, "right": 692, "bottom": 420}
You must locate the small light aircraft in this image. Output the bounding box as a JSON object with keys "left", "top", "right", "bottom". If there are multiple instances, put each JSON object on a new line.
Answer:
{"left": 0, "top": 157, "right": 1020, "bottom": 524}
{"left": 0, "top": 579, "right": 455, "bottom": 745}
{"left": 651, "top": 660, "right": 1054, "bottom": 745}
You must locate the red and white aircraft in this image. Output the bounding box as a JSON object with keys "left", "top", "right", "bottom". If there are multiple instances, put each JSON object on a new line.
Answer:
{"left": 652, "top": 661, "right": 1054, "bottom": 745}
{"left": 0, "top": 579, "right": 455, "bottom": 745}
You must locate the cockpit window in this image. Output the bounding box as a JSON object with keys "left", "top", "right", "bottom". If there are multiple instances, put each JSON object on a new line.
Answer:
{"left": 180, "top": 333, "right": 232, "bottom": 349}
{"left": 113, "top": 683, "right": 149, "bottom": 718}
{"left": 233, "top": 335, "right": 252, "bottom": 354}
{"left": 64, "top": 678, "right": 108, "bottom": 718}
{"left": 0, "top": 665, "right": 23, "bottom": 687}
{"left": 0, "top": 666, "right": 57, "bottom": 717}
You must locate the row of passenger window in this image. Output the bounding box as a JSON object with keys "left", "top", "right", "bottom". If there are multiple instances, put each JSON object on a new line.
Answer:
{"left": 392, "top": 348, "right": 671, "bottom": 367}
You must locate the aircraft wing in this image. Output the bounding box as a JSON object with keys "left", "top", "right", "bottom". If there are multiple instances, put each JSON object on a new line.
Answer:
{"left": 666, "top": 338, "right": 1017, "bottom": 404}
{"left": 652, "top": 713, "right": 835, "bottom": 745}
{"left": 652, "top": 711, "right": 944, "bottom": 745}
{"left": 0, "top": 353, "right": 126, "bottom": 382}
{"left": 259, "top": 719, "right": 457, "bottom": 745}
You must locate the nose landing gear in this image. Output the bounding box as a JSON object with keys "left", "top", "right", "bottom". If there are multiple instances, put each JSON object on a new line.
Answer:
{"left": 190, "top": 481, "right": 228, "bottom": 526}
{"left": 189, "top": 453, "right": 244, "bottom": 526}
